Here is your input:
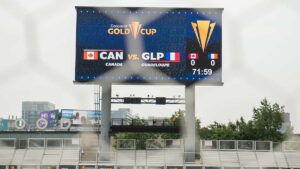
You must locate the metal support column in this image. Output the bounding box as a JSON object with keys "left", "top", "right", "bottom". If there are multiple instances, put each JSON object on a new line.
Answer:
{"left": 100, "top": 83, "right": 111, "bottom": 160}
{"left": 184, "top": 84, "right": 196, "bottom": 162}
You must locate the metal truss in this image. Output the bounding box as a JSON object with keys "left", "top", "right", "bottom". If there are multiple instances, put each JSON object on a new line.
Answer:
{"left": 110, "top": 97, "right": 185, "bottom": 104}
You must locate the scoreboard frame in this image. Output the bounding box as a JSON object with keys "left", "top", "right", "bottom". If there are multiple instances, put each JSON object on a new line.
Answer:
{"left": 75, "top": 7, "right": 223, "bottom": 86}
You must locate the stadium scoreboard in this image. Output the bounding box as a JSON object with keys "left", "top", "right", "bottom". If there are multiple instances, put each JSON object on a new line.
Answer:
{"left": 75, "top": 7, "right": 223, "bottom": 85}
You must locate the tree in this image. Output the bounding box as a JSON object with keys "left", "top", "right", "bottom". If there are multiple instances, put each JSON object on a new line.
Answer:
{"left": 170, "top": 109, "right": 201, "bottom": 128}
{"left": 198, "top": 99, "right": 292, "bottom": 142}
{"left": 199, "top": 121, "right": 238, "bottom": 140}
{"left": 170, "top": 109, "right": 185, "bottom": 126}
{"left": 114, "top": 110, "right": 184, "bottom": 149}
{"left": 252, "top": 98, "right": 288, "bottom": 142}
{"left": 115, "top": 132, "right": 180, "bottom": 149}
{"left": 235, "top": 117, "right": 258, "bottom": 140}
{"left": 115, "top": 99, "right": 293, "bottom": 149}
{"left": 130, "top": 115, "right": 147, "bottom": 126}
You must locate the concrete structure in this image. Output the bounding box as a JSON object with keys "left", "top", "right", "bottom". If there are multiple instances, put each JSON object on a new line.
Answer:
{"left": 110, "top": 108, "right": 132, "bottom": 126}
{"left": 0, "top": 138, "right": 300, "bottom": 168}
{"left": 22, "top": 101, "right": 55, "bottom": 129}
{"left": 111, "top": 108, "right": 132, "bottom": 120}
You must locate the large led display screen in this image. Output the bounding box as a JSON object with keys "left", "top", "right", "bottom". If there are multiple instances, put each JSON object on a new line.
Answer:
{"left": 61, "top": 109, "right": 100, "bottom": 125}
{"left": 75, "top": 7, "right": 223, "bottom": 85}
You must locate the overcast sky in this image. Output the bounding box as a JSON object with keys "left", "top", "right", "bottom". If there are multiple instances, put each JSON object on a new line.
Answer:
{"left": 0, "top": 0, "right": 299, "bottom": 133}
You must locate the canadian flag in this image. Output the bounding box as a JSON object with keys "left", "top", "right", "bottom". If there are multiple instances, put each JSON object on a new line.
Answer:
{"left": 188, "top": 53, "right": 199, "bottom": 59}
{"left": 84, "top": 51, "right": 98, "bottom": 60}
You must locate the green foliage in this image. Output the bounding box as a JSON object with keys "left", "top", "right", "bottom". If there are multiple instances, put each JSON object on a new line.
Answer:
{"left": 114, "top": 99, "right": 293, "bottom": 149}
{"left": 114, "top": 109, "right": 184, "bottom": 149}
{"left": 170, "top": 109, "right": 185, "bottom": 126}
{"left": 199, "top": 98, "right": 292, "bottom": 142}
{"left": 252, "top": 98, "right": 287, "bottom": 142}
{"left": 199, "top": 121, "right": 239, "bottom": 140}
{"left": 115, "top": 132, "right": 180, "bottom": 149}
{"left": 235, "top": 118, "right": 258, "bottom": 140}
{"left": 130, "top": 115, "right": 147, "bottom": 126}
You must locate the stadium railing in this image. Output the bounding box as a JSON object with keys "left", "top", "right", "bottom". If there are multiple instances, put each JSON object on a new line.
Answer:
{"left": 200, "top": 140, "right": 273, "bottom": 152}
{"left": 1, "top": 138, "right": 300, "bottom": 166}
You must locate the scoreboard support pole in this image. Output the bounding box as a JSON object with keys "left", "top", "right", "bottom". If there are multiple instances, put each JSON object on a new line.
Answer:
{"left": 184, "top": 84, "right": 196, "bottom": 161}
{"left": 100, "top": 82, "right": 111, "bottom": 160}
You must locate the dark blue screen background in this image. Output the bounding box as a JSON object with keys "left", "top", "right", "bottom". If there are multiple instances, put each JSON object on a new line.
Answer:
{"left": 75, "top": 7, "right": 223, "bottom": 85}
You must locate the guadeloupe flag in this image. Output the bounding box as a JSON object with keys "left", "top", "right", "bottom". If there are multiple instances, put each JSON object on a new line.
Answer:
{"left": 165, "top": 52, "right": 180, "bottom": 62}
{"left": 208, "top": 53, "right": 218, "bottom": 59}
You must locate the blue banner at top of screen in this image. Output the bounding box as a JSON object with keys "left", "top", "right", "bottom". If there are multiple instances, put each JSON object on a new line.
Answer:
{"left": 75, "top": 7, "right": 223, "bottom": 85}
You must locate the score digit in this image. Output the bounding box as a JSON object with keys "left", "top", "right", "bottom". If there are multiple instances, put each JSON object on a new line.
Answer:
{"left": 211, "top": 60, "right": 215, "bottom": 66}
{"left": 190, "top": 60, "right": 196, "bottom": 66}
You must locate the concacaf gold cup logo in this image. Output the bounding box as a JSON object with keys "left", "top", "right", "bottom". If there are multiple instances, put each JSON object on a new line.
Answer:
{"left": 191, "top": 20, "right": 216, "bottom": 52}
{"left": 107, "top": 21, "right": 157, "bottom": 39}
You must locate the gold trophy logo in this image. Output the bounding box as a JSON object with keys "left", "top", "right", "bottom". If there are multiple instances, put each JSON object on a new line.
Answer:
{"left": 129, "top": 21, "right": 142, "bottom": 39}
{"left": 191, "top": 20, "right": 216, "bottom": 52}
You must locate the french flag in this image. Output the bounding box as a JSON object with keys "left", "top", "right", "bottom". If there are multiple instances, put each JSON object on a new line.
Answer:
{"left": 208, "top": 53, "right": 218, "bottom": 60}
{"left": 166, "top": 52, "right": 180, "bottom": 62}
